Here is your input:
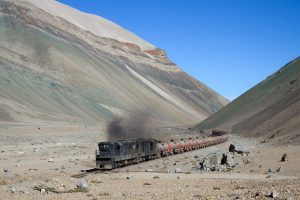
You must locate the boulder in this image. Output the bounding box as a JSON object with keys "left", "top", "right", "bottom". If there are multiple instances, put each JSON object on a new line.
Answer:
{"left": 206, "top": 152, "right": 222, "bottom": 167}
{"left": 220, "top": 154, "right": 228, "bottom": 165}
{"left": 229, "top": 144, "right": 235, "bottom": 153}
{"left": 229, "top": 144, "right": 249, "bottom": 156}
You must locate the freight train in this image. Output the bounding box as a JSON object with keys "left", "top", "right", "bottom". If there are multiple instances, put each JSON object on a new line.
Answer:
{"left": 96, "top": 130, "right": 228, "bottom": 169}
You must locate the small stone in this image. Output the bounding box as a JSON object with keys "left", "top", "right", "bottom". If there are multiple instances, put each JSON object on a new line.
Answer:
{"left": 231, "top": 193, "right": 240, "bottom": 200}
{"left": 9, "top": 186, "right": 16, "bottom": 193}
{"left": 281, "top": 154, "right": 287, "bottom": 162}
{"left": 244, "top": 159, "right": 250, "bottom": 164}
{"left": 271, "top": 190, "right": 279, "bottom": 198}
{"left": 33, "top": 148, "right": 38, "bottom": 152}
{"left": 213, "top": 186, "right": 221, "bottom": 190}
{"left": 268, "top": 168, "right": 272, "bottom": 173}
{"left": 253, "top": 192, "right": 259, "bottom": 197}
{"left": 3, "top": 169, "right": 8, "bottom": 172}
{"left": 145, "top": 169, "right": 153, "bottom": 172}
{"left": 126, "top": 176, "right": 132, "bottom": 179}
{"left": 77, "top": 181, "right": 89, "bottom": 190}
{"left": 175, "top": 168, "right": 183, "bottom": 173}
{"left": 276, "top": 166, "right": 281, "bottom": 172}
{"left": 41, "top": 188, "right": 46, "bottom": 195}
{"left": 266, "top": 190, "right": 278, "bottom": 198}
{"left": 266, "top": 174, "right": 272, "bottom": 178}
{"left": 20, "top": 190, "right": 29, "bottom": 194}
{"left": 48, "top": 158, "right": 54, "bottom": 163}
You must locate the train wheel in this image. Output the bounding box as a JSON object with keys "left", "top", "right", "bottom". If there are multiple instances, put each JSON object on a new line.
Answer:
{"left": 112, "top": 162, "right": 116, "bottom": 169}
{"left": 116, "top": 162, "right": 121, "bottom": 168}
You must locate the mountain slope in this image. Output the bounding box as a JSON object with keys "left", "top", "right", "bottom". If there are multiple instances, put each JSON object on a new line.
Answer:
{"left": 0, "top": 0, "right": 228, "bottom": 126}
{"left": 195, "top": 57, "right": 300, "bottom": 145}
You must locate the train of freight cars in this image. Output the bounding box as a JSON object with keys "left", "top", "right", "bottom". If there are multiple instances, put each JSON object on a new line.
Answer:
{"left": 96, "top": 130, "right": 228, "bottom": 169}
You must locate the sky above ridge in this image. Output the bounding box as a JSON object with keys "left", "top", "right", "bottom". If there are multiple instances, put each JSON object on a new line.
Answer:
{"left": 57, "top": 0, "right": 300, "bottom": 100}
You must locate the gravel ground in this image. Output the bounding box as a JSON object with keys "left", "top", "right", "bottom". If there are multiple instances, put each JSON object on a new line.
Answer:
{"left": 0, "top": 124, "right": 299, "bottom": 199}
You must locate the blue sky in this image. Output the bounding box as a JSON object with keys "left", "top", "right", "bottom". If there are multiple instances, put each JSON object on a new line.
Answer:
{"left": 58, "top": 0, "right": 300, "bottom": 100}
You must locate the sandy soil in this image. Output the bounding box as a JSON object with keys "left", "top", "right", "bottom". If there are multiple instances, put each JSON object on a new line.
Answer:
{"left": 0, "top": 124, "right": 299, "bottom": 199}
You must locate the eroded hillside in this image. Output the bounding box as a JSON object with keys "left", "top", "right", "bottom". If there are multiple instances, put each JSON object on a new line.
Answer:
{"left": 195, "top": 57, "right": 300, "bottom": 145}
{"left": 0, "top": 0, "right": 228, "bottom": 126}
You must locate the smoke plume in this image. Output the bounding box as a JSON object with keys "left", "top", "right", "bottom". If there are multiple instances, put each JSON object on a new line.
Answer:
{"left": 106, "top": 110, "right": 152, "bottom": 141}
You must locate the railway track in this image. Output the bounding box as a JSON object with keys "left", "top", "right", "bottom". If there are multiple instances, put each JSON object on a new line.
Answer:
{"left": 71, "top": 168, "right": 184, "bottom": 178}
{"left": 71, "top": 168, "right": 104, "bottom": 178}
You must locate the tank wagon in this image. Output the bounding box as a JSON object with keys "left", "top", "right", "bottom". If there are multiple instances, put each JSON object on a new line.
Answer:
{"left": 96, "top": 130, "right": 228, "bottom": 169}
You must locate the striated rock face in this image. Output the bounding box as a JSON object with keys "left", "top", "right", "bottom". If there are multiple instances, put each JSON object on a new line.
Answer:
{"left": 0, "top": 0, "right": 228, "bottom": 126}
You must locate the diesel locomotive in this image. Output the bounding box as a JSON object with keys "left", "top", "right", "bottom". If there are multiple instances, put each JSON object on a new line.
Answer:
{"left": 96, "top": 131, "right": 228, "bottom": 169}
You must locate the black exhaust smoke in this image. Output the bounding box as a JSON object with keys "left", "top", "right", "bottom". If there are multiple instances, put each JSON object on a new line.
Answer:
{"left": 106, "top": 110, "right": 152, "bottom": 140}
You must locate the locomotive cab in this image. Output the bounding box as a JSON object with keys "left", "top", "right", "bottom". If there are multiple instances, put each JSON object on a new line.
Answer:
{"left": 96, "top": 142, "right": 120, "bottom": 169}
{"left": 96, "top": 139, "right": 158, "bottom": 169}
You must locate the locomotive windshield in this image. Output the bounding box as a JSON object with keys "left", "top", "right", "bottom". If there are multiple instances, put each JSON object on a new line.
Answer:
{"left": 99, "top": 143, "right": 111, "bottom": 151}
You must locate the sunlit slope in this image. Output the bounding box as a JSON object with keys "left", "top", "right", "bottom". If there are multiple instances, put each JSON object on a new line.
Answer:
{"left": 0, "top": 1, "right": 228, "bottom": 126}
{"left": 195, "top": 57, "right": 300, "bottom": 144}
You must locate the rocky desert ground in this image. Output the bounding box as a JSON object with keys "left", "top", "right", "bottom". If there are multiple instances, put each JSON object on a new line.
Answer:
{"left": 0, "top": 123, "right": 299, "bottom": 200}
{"left": 0, "top": 1, "right": 299, "bottom": 200}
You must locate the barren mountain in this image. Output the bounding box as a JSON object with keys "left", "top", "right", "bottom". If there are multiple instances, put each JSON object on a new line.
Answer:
{"left": 0, "top": 0, "right": 228, "bottom": 127}
{"left": 195, "top": 57, "right": 300, "bottom": 145}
